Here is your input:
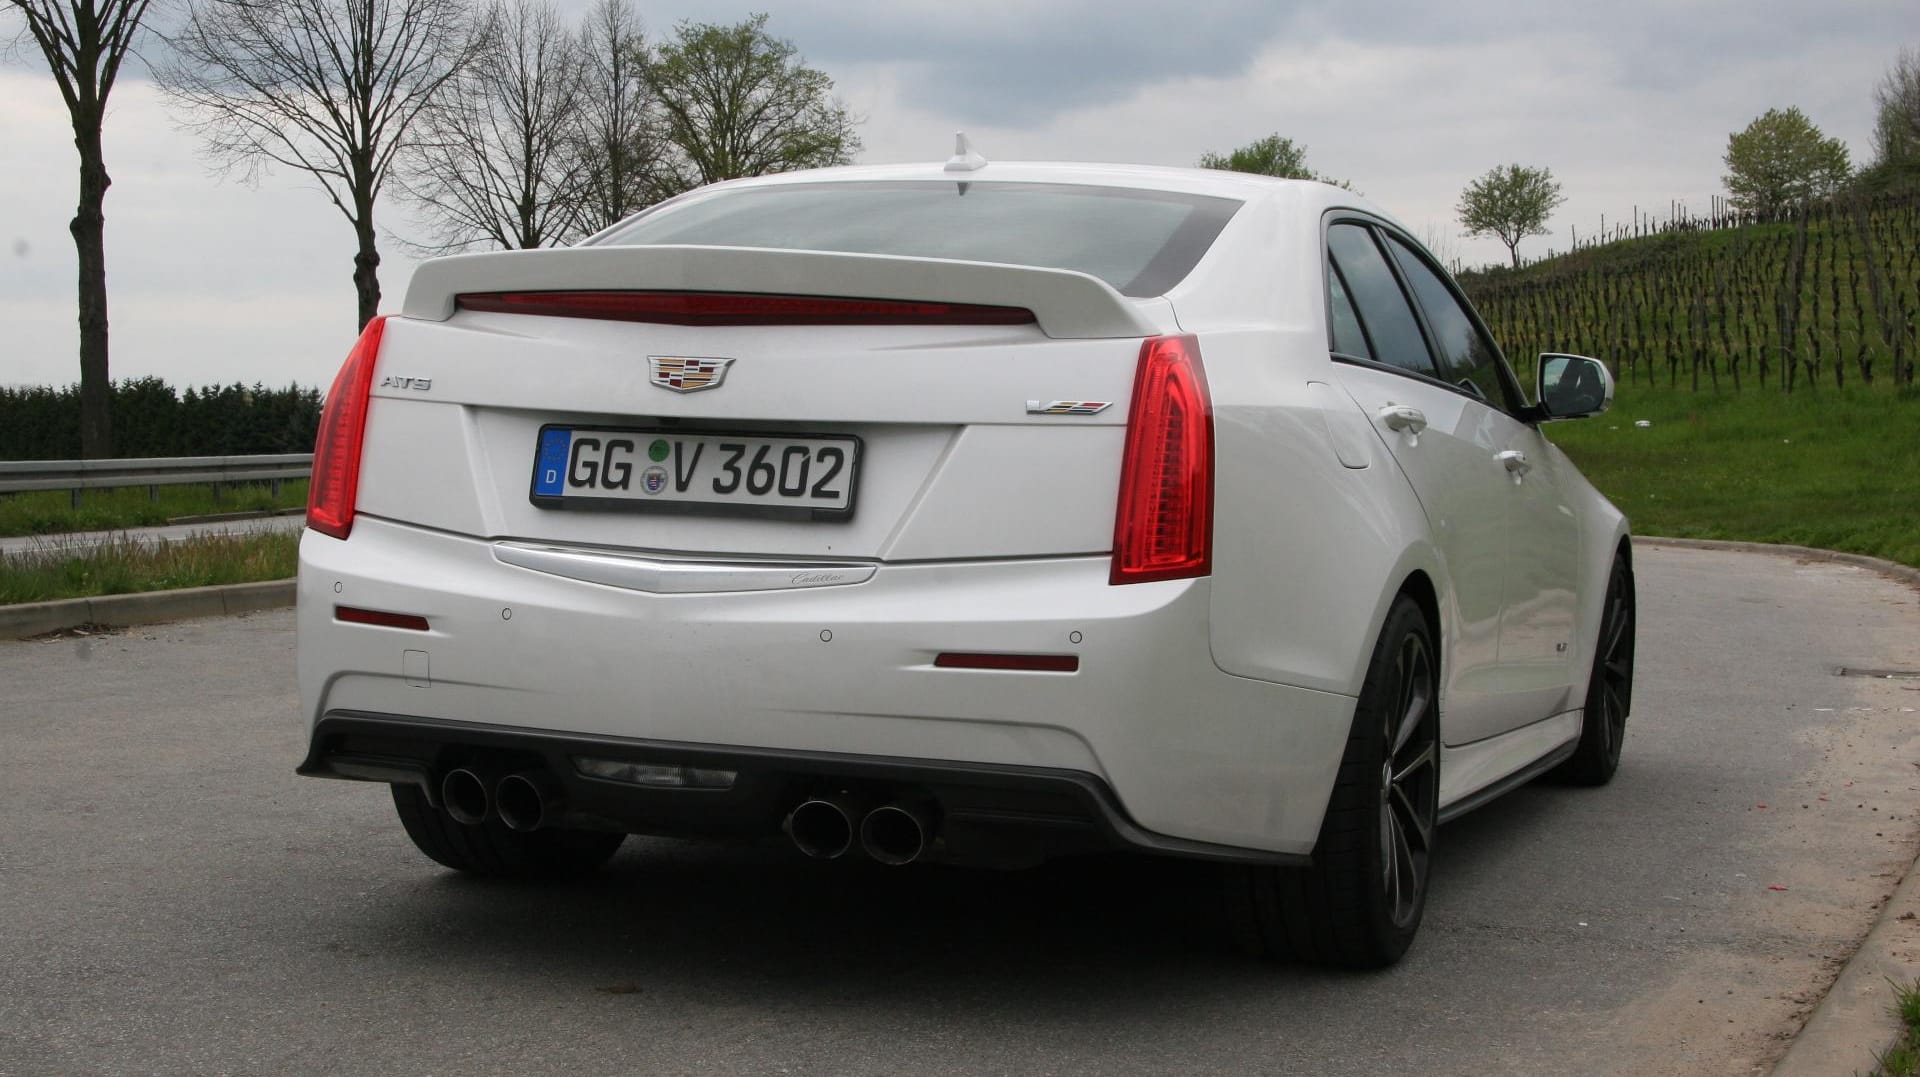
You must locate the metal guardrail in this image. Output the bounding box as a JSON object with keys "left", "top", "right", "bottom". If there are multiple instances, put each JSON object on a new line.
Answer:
{"left": 0, "top": 454, "right": 314, "bottom": 498}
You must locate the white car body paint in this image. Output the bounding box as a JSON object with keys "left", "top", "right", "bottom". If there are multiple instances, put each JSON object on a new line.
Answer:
{"left": 298, "top": 159, "right": 1628, "bottom": 857}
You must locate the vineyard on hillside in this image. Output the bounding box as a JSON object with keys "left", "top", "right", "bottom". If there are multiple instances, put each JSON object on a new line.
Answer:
{"left": 1457, "top": 193, "right": 1920, "bottom": 393}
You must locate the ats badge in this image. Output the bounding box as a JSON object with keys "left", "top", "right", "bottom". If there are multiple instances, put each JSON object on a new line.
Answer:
{"left": 649, "top": 356, "right": 734, "bottom": 393}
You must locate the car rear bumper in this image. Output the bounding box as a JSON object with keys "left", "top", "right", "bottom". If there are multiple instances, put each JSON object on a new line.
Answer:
{"left": 298, "top": 517, "right": 1358, "bottom": 857}
{"left": 299, "top": 711, "right": 1312, "bottom": 868}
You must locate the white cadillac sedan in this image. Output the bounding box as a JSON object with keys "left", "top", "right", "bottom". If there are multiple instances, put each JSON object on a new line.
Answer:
{"left": 296, "top": 154, "right": 1634, "bottom": 968}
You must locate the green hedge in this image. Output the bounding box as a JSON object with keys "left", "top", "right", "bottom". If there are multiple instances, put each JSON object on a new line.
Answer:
{"left": 0, "top": 378, "right": 323, "bottom": 460}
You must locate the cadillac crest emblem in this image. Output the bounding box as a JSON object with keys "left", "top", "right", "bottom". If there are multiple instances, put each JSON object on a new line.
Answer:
{"left": 649, "top": 356, "right": 734, "bottom": 393}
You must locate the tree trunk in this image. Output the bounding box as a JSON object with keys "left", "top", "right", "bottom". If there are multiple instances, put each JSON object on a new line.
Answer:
{"left": 352, "top": 205, "right": 382, "bottom": 331}
{"left": 1508, "top": 241, "right": 1521, "bottom": 269}
{"left": 71, "top": 115, "right": 113, "bottom": 459}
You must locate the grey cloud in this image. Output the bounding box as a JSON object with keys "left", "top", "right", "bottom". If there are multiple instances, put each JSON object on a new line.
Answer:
{"left": 626, "top": 0, "right": 1914, "bottom": 129}
{"left": 626, "top": 0, "right": 1297, "bottom": 123}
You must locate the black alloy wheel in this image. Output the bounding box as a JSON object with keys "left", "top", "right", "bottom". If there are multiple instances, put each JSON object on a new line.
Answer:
{"left": 1379, "top": 624, "right": 1439, "bottom": 930}
{"left": 1225, "top": 595, "right": 1440, "bottom": 968}
{"left": 1556, "top": 552, "right": 1636, "bottom": 785}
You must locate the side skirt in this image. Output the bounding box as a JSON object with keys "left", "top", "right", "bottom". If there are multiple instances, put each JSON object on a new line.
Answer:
{"left": 1436, "top": 710, "right": 1582, "bottom": 824}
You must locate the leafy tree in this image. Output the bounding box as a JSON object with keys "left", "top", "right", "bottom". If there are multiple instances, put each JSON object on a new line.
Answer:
{"left": 158, "top": 0, "right": 487, "bottom": 329}
{"left": 400, "top": 0, "right": 587, "bottom": 251}
{"left": 1721, "top": 107, "right": 1851, "bottom": 216}
{"left": 5, "top": 0, "right": 156, "bottom": 457}
{"left": 1198, "top": 133, "right": 1349, "bottom": 188}
{"left": 1457, "top": 163, "right": 1566, "bottom": 268}
{"left": 642, "top": 13, "right": 860, "bottom": 194}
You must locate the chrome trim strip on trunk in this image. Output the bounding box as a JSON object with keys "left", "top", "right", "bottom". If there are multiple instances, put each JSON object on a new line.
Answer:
{"left": 491, "top": 541, "right": 876, "bottom": 594}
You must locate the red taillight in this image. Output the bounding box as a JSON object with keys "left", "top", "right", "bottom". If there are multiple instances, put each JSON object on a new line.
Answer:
{"left": 1110, "top": 334, "right": 1213, "bottom": 585}
{"left": 454, "top": 290, "right": 1036, "bottom": 326}
{"left": 306, "top": 316, "right": 388, "bottom": 540}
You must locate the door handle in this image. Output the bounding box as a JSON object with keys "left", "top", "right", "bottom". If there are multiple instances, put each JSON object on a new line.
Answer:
{"left": 1496, "top": 449, "right": 1531, "bottom": 476}
{"left": 1378, "top": 404, "right": 1427, "bottom": 434}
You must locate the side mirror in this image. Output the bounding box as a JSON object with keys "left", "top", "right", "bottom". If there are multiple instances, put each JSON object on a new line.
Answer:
{"left": 1536, "top": 353, "right": 1613, "bottom": 420}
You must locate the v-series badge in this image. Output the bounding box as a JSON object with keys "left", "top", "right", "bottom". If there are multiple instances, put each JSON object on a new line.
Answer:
{"left": 380, "top": 375, "right": 432, "bottom": 391}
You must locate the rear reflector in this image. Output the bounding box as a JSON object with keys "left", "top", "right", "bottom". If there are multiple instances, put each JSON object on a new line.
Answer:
{"left": 1110, "top": 334, "right": 1213, "bottom": 585}
{"left": 334, "top": 605, "right": 430, "bottom": 631}
{"left": 307, "top": 316, "right": 389, "bottom": 540}
{"left": 934, "top": 652, "right": 1080, "bottom": 673}
{"left": 455, "top": 290, "right": 1037, "bottom": 326}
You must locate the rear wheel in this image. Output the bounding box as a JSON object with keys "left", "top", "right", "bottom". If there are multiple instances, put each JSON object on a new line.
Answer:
{"left": 1555, "top": 552, "right": 1635, "bottom": 785}
{"left": 1225, "top": 596, "right": 1440, "bottom": 968}
{"left": 390, "top": 783, "right": 626, "bottom": 877}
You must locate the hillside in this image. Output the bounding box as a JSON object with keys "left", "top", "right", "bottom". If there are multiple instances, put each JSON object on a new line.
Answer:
{"left": 1456, "top": 194, "right": 1920, "bottom": 393}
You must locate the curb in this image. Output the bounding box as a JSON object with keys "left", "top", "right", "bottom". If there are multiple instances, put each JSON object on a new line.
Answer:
{"left": 1634, "top": 536, "right": 1920, "bottom": 588}
{"left": 165, "top": 508, "right": 306, "bottom": 526}
{"left": 0, "top": 579, "right": 295, "bottom": 639}
{"left": 1769, "top": 847, "right": 1920, "bottom": 1076}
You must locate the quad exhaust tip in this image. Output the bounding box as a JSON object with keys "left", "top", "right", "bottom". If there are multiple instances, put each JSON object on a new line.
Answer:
{"left": 786, "top": 795, "right": 936, "bottom": 865}
{"left": 860, "top": 803, "right": 932, "bottom": 866}
{"left": 441, "top": 768, "right": 492, "bottom": 826}
{"left": 495, "top": 771, "right": 562, "bottom": 832}
{"left": 786, "top": 795, "right": 861, "bottom": 860}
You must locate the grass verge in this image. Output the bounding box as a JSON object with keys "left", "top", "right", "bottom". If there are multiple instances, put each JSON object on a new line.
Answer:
{"left": 1545, "top": 386, "right": 1920, "bottom": 569}
{"left": 0, "top": 480, "right": 308, "bottom": 538}
{"left": 1869, "top": 978, "right": 1920, "bottom": 1076}
{"left": 0, "top": 532, "right": 299, "bottom": 605}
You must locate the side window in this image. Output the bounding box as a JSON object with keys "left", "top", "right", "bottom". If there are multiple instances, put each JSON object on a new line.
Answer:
{"left": 1325, "top": 223, "right": 1437, "bottom": 378}
{"left": 1327, "top": 264, "right": 1371, "bottom": 359}
{"left": 1384, "top": 235, "right": 1512, "bottom": 410}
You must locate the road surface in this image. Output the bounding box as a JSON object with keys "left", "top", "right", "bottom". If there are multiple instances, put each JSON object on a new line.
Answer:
{"left": 1, "top": 544, "right": 1916, "bottom": 1076}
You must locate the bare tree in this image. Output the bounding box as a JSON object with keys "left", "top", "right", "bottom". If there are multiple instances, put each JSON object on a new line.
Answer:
{"left": 6, "top": 0, "right": 155, "bottom": 456}
{"left": 571, "top": 0, "right": 665, "bottom": 233}
{"left": 1867, "top": 47, "right": 1920, "bottom": 193}
{"left": 400, "top": 0, "right": 586, "bottom": 251}
{"left": 1418, "top": 223, "right": 1464, "bottom": 277}
{"left": 643, "top": 14, "right": 860, "bottom": 195}
{"left": 157, "top": 0, "right": 483, "bottom": 329}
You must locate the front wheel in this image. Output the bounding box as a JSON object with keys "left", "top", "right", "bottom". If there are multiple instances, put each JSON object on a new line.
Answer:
{"left": 1554, "top": 552, "right": 1635, "bottom": 785}
{"left": 1225, "top": 595, "right": 1440, "bottom": 968}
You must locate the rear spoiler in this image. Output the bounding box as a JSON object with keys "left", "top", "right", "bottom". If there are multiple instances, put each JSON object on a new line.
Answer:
{"left": 400, "top": 244, "right": 1161, "bottom": 339}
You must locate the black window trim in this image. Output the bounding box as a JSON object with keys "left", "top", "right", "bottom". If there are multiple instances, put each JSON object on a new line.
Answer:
{"left": 1323, "top": 220, "right": 1443, "bottom": 380}
{"left": 1320, "top": 211, "right": 1537, "bottom": 421}
{"left": 1326, "top": 258, "right": 1378, "bottom": 363}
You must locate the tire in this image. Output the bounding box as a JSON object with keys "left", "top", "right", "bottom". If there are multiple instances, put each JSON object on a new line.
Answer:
{"left": 390, "top": 783, "right": 626, "bottom": 877}
{"left": 1225, "top": 595, "right": 1440, "bottom": 968}
{"left": 1554, "top": 552, "right": 1636, "bottom": 786}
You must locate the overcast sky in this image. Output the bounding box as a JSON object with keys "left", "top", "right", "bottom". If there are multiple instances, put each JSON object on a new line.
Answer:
{"left": 2, "top": 0, "right": 1913, "bottom": 392}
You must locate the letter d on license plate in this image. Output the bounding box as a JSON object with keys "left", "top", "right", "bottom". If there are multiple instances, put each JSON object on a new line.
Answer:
{"left": 530, "top": 425, "right": 859, "bottom": 521}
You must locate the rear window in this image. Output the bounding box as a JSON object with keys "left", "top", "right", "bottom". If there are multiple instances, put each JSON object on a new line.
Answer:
{"left": 591, "top": 181, "right": 1242, "bottom": 298}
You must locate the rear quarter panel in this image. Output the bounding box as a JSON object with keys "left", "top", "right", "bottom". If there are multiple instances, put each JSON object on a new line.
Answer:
{"left": 1175, "top": 188, "right": 1445, "bottom": 699}
{"left": 1202, "top": 326, "right": 1443, "bottom": 697}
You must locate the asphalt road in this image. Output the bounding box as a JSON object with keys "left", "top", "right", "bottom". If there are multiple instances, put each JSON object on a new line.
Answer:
{"left": 2, "top": 544, "right": 1917, "bottom": 1077}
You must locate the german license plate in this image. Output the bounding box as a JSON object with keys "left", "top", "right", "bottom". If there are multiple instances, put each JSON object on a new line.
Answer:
{"left": 530, "top": 426, "right": 859, "bottom": 519}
